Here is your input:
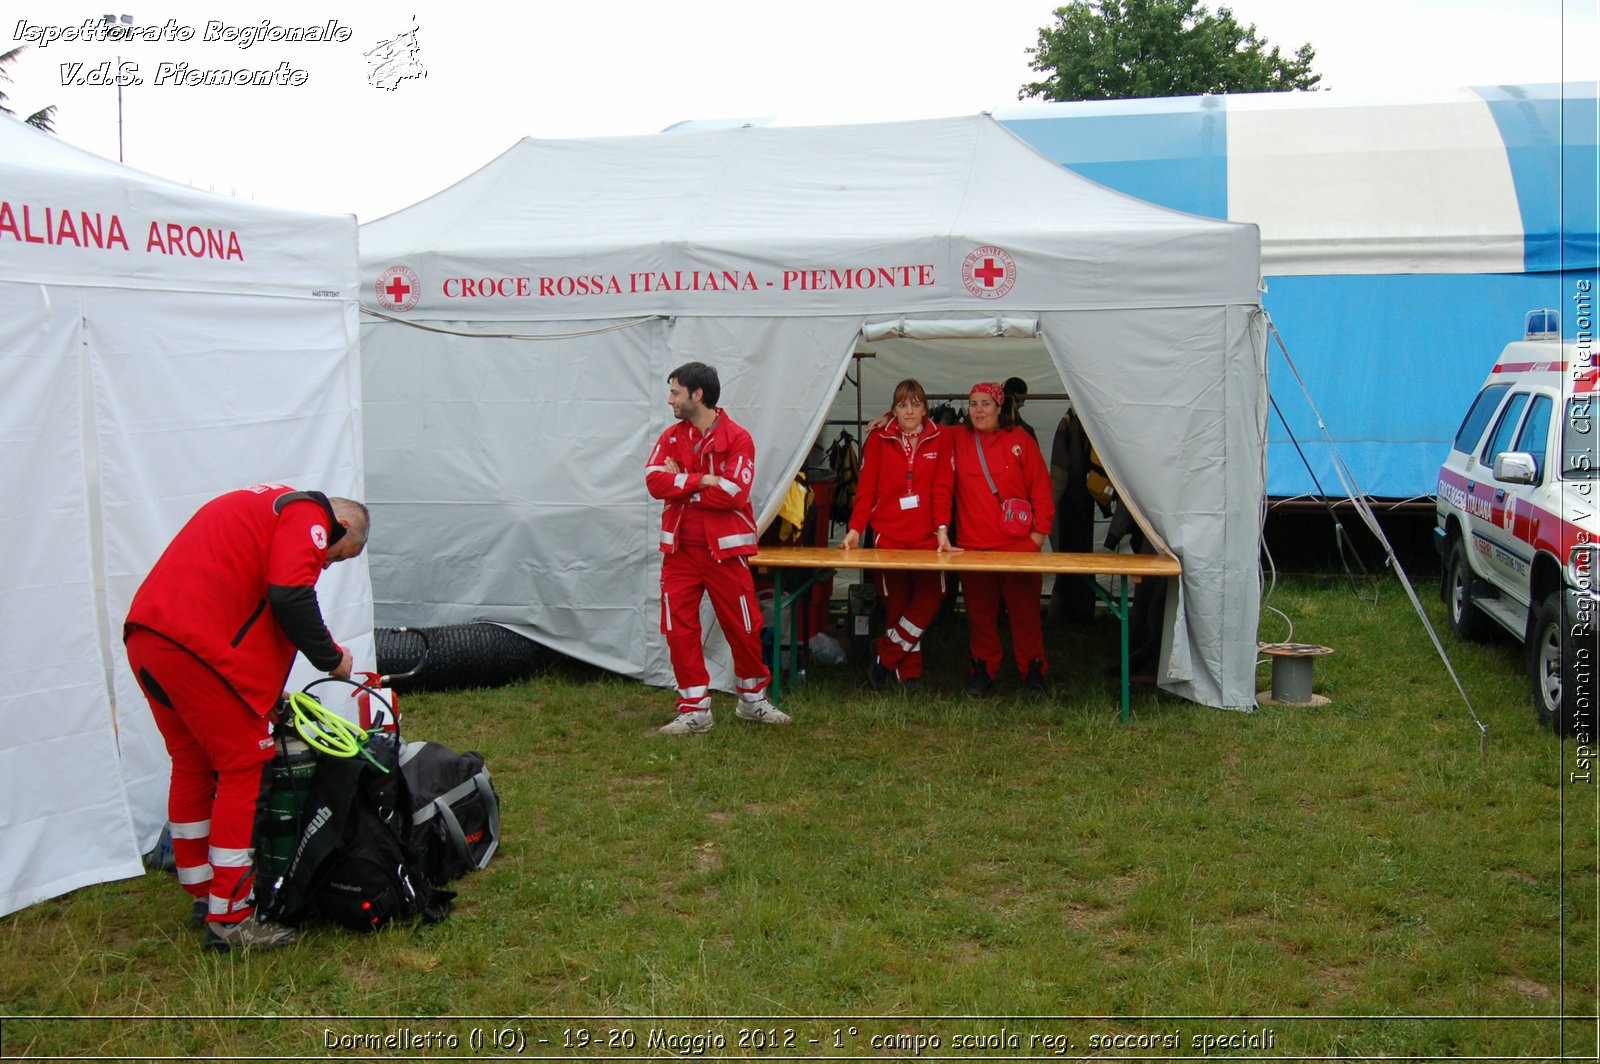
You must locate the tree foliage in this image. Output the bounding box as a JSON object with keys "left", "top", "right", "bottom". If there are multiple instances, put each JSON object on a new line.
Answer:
{"left": 1, "top": 47, "right": 58, "bottom": 133}
{"left": 1021, "top": 0, "right": 1320, "bottom": 102}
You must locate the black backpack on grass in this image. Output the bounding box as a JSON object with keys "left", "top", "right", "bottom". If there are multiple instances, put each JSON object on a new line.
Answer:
{"left": 399, "top": 740, "right": 501, "bottom": 888}
{"left": 262, "top": 732, "right": 453, "bottom": 931}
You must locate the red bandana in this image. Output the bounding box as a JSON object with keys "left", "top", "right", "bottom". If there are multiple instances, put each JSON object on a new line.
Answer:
{"left": 969, "top": 381, "right": 1005, "bottom": 405}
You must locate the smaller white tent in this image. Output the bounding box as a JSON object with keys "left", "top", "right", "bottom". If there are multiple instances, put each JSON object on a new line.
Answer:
{"left": 0, "top": 120, "right": 371, "bottom": 917}
{"left": 360, "top": 115, "right": 1267, "bottom": 711}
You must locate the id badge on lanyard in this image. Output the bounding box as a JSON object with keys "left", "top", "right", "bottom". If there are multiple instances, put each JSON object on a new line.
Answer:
{"left": 900, "top": 441, "right": 920, "bottom": 509}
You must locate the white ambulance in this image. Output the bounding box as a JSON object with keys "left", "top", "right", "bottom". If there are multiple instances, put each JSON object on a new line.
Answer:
{"left": 1435, "top": 308, "right": 1597, "bottom": 733}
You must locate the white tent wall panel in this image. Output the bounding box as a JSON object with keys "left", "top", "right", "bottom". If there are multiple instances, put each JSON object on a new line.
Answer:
{"left": 91, "top": 291, "right": 367, "bottom": 606}
{"left": 1039, "top": 305, "right": 1267, "bottom": 709}
{"left": 1226, "top": 308, "right": 1273, "bottom": 693}
{"left": 361, "top": 319, "right": 665, "bottom": 679}
{"left": 0, "top": 283, "right": 143, "bottom": 917}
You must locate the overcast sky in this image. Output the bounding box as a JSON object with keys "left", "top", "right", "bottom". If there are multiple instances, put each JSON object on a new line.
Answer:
{"left": 6, "top": 0, "right": 1597, "bottom": 221}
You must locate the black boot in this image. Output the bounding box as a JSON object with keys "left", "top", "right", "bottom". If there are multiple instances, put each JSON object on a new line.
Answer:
{"left": 966, "top": 659, "right": 996, "bottom": 697}
{"left": 867, "top": 655, "right": 890, "bottom": 691}
{"left": 1024, "top": 658, "right": 1049, "bottom": 699}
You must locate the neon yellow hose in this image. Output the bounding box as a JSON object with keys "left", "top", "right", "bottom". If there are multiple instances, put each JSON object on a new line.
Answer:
{"left": 286, "top": 691, "right": 388, "bottom": 772}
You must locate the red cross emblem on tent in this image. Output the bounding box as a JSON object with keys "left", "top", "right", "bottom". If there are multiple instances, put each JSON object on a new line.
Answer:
{"left": 961, "top": 245, "right": 1017, "bottom": 300}
{"left": 375, "top": 265, "right": 421, "bottom": 312}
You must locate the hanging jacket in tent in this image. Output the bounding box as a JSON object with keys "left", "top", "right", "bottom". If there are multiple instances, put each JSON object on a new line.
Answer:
{"left": 772, "top": 474, "right": 813, "bottom": 543}
{"left": 827, "top": 432, "right": 861, "bottom": 528}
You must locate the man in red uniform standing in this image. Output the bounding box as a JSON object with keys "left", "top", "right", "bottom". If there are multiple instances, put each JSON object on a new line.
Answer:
{"left": 646, "top": 362, "right": 790, "bottom": 735}
{"left": 124, "top": 485, "right": 368, "bottom": 951}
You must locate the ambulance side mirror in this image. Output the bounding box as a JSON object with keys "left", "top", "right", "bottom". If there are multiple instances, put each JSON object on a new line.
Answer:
{"left": 1493, "top": 451, "right": 1537, "bottom": 485}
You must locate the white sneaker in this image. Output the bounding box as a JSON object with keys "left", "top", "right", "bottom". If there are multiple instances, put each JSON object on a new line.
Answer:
{"left": 658, "top": 709, "right": 714, "bottom": 735}
{"left": 203, "top": 914, "right": 298, "bottom": 953}
{"left": 735, "top": 698, "right": 791, "bottom": 725}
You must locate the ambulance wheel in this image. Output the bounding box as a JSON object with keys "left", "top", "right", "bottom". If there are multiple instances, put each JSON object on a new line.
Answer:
{"left": 1530, "top": 590, "right": 1579, "bottom": 735}
{"left": 1446, "top": 538, "right": 1493, "bottom": 642}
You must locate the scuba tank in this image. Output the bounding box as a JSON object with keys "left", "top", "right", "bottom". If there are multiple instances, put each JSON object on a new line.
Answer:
{"left": 256, "top": 728, "right": 318, "bottom": 889}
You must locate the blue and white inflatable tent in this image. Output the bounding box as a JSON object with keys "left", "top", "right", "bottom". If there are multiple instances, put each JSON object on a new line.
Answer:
{"left": 993, "top": 82, "right": 1599, "bottom": 500}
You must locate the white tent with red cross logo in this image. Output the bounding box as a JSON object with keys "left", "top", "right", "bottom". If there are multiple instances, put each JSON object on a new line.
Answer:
{"left": 358, "top": 114, "right": 1266, "bottom": 710}
{"left": 0, "top": 118, "right": 372, "bottom": 916}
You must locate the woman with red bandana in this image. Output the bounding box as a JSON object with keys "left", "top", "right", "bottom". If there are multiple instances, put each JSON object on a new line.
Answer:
{"left": 840, "top": 379, "right": 954, "bottom": 691}
{"left": 951, "top": 381, "right": 1056, "bottom": 698}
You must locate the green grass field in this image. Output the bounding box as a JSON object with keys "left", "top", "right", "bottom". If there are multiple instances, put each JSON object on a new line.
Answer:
{"left": 1, "top": 575, "right": 1594, "bottom": 1060}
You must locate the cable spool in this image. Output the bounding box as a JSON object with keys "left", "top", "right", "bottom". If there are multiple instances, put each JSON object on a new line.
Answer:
{"left": 1257, "top": 643, "right": 1334, "bottom": 706}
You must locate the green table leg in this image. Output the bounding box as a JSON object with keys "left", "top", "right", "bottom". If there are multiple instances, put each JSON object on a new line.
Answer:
{"left": 1119, "top": 574, "right": 1130, "bottom": 723}
{"left": 1089, "top": 574, "right": 1134, "bottom": 723}
{"left": 769, "top": 568, "right": 784, "bottom": 705}
{"left": 764, "top": 568, "right": 822, "bottom": 707}
{"left": 789, "top": 577, "right": 803, "bottom": 695}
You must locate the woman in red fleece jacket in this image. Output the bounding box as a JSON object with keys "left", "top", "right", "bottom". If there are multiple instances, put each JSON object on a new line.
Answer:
{"left": 840, "top": 379, "right": 955, "bottom": 690}
{"left": 950, "top": 381, "right": 1056, "bottom": 698}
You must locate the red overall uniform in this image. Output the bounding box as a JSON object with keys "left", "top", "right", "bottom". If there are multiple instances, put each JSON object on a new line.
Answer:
{"left": 951, "top": 426, "right": 1057, "bottom": 680}
{"left": 646, "top": 410, "right": 771, "bottom": 714}
{"left": 847, "top": 421, "right": 955, "bottom": 681}
{"left": 124, "top": 485, "right": 345, "bottom": 924}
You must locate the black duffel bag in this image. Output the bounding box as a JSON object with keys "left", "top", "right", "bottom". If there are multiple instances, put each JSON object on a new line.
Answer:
{"left": 398, "top": 740, "right": 501, "bottom": 887}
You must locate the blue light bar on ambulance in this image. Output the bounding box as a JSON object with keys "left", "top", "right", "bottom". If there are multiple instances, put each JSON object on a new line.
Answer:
{"left": 1525, "top": 308, "right": 1561, "bottom": 340}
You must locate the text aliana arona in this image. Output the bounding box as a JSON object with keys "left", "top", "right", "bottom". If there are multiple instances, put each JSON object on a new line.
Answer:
{"left": 0, "top": 203, "right": 244, "bottom": 261}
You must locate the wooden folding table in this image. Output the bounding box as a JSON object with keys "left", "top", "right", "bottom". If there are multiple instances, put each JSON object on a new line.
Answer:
{"left": 750, "top": 546, "right": 1182, "bottom": 722}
